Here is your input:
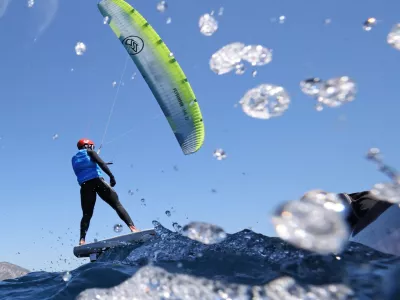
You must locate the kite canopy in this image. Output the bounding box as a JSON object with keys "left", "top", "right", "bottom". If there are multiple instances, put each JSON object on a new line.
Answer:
{"left": 98, "top": 0, "right": 205, "bottom": 155}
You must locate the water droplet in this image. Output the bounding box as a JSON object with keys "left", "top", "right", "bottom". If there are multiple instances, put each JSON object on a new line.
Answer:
{"left": 75, "top": 42, "right": 86, "bottom": 56}
{"left": 211, "top": 188, "right": 217, "bottom": 193}
{"left": 324, "top": 18, "right": 332, "bottom": 25}
{"left": 218, "top": 7, "right": 224, "bottom": 16}
{"left": 272, "top": 199, "right": 349, "bottom": 254}
{"left": 366, "top": 148, "right": 381, "bottom": 161}
{"left": 165, "top": 210, "right": 171, "bottom": 217}
{"left": 300, "top": 189, "right": 347, "bottom": 215}
{"left": 387, "top": 23, "right": 400, "bottom": 51}
{"left": 156, "top": 1, "right": 167, "bottom": 13}
{"left": 112, "top": 81, "right": 117, "bottom": 88}
{"left": 279, "top": 15, "right": 286, "bottom": 24}
{"left": 62, "top": 271, "right": 72, "bottom": 282}
{"left": 113, "top": 224, "right": 123, "bottom": 233}
{"left": 317, "top": 76, "right": 356, "bottom": 107}
{"left": 300, "top": 78, "right": 323, "bottom": 97}
{"left": 371, "top": 182, "right": 400, "bottom": 204}
{"left": 241, "top": 45, "right": 272, "bottom": 66}
{"left": 172, "top": 222, "right": 182, "bottom": 232}
{"left": 128, "top": 189, "right": 134, "bottom": 196}
{"left": 235, "top": 63, "right": 245, "bottom": 75}
{"left": 213, "top": 148, "right": 227, "bottom": 160}
{"left": 52, "top": 134, "right": 59, "bottom": 140}
{"left": 27, "top": 0, "right": 34, "bottom": 8}
{"left": 166, "top": 17, "right": 172, "bottom": 24}
{"left": 210, "top": 42, "right": 246, "bottom": 75}
{"left": 363, "top": 17, "right": 377, "bottom": 31}
{"left": 252, "top": 70, "right": 258, "bottom": 77}
{"left": 182, "top": 222, "right": 227, "bottom": 244}
{"left": 103, "top": 16, "right": 110, "bottom": 24}
{"left": 315, "top": 103, "right": 324, "bottom": 111}
{"left": 240, "top": 84, "right": 290, "bottom": 119}
{"left": 199, "top": 13, "right": 218, "bottom": 36}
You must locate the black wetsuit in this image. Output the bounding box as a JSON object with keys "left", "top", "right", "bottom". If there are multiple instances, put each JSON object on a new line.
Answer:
{"left": 79, "top": 150, "right": 135, "bottom": 241}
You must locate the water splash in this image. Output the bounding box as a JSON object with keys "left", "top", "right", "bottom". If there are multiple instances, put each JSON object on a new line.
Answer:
{"left": 366, "top": 148, "right": 400, "bottom": 203}
{"left": 213, "top": 148, "right": 227, "bottom": 160}
{"left": 240, "top": 84, "right": 290, "bottom": 119}
{"left": 387, "top": 24, "right": 400, "bottom": 51}
{"left": 210, "top": 42, "right": 246, "bottom": 75}
{"left": 74, "top": 42, "right": 86, "bottom": 56}
{"left": 363, "top": 17, "right": 377, "bottom": 31}
{"left": 317, "top": 76, "right": 356, "bottom": 107}
{"left": 113, "top": 224, "right": 123, "bottom": 233}
{"left": 300, "top": 190, "right": 348, "bottom": 215}
{"left": 181, "top": 222, "right": 227, "bottom": 244}
{"left": 240, "top": 45, "right": 272, "bottom": 66}
{"left": 62, "top": 271, "right": 71, "bottom": 282}
{"left": 300, "top": 78, "right": 324, "bottom": 96}
{"left": 272, "top": 198, "right": 349, "bottom": 254}
{"left": 199, "top": 13, "right": 218, "bottom": 36}
{"left": 156, "top": 1, "right": 167, "bottom": 13}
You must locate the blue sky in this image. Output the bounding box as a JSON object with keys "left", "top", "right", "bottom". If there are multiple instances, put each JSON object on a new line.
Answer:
{"left": 0, "top": 0, "right": 400, "bottom": 272}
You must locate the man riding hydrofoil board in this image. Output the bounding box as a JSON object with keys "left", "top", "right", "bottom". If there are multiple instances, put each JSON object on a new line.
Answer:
{"left": 71, "top": 138, "right": 140, "bottom": 246}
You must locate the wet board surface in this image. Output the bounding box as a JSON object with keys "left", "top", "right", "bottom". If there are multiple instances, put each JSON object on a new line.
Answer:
{"left": 73, "top": 228, "right": 155, "bottom": 258}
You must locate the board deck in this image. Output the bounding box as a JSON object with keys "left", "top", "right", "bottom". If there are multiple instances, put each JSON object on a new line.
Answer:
{"left": 73, "top": 228, "right": 156, "bottom": 259}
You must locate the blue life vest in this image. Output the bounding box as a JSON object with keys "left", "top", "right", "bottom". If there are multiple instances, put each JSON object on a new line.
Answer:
{"left": 71, "top": 149, "right": 102, "bottom": 185}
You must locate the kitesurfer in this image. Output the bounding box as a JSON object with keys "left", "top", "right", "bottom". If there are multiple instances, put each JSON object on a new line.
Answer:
{"left": 72, "top": 138, "right": 140, "bottom": 245}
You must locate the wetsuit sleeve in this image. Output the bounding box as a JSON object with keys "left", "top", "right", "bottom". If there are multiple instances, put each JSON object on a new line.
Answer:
{"left": 87, "top": 150, "right": 115, "bottom": 179}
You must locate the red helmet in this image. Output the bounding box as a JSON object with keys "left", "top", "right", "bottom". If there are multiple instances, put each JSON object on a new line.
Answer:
{"left": 77, "top": 138, "right": 95, "bottom": 150}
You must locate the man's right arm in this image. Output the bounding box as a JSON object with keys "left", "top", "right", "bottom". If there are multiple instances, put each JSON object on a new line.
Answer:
{"left": 87, "top": 150, "right": 115, "bottom": 179}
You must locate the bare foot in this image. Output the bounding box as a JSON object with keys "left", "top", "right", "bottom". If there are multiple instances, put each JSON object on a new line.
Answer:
{"left": 129, "top": 225, "right": 140, "bottom": 233}
{"left": 79, "top": 239, "right": 86, "bottom": 245}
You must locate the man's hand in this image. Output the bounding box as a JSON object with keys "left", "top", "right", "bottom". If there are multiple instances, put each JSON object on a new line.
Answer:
{"left": 110, "top": 177, "right": 116, "bottom": 187}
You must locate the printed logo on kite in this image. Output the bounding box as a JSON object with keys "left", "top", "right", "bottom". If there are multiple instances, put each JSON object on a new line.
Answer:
{"left": 122, "top": 36, "right": 144, "bottom": 55}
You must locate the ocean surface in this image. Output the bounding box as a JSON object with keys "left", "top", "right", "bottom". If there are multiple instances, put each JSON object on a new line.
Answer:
{"left": 1, "top": 222, "right": 400, "bottom": 300}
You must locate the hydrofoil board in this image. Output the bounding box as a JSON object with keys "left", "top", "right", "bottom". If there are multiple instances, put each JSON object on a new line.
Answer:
{"left": 73, "top": 228, "right": 155, "bottom": 260}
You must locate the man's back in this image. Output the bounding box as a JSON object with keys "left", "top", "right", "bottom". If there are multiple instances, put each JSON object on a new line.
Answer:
{"left": 72, "top": 149, "right": 102, "bottom": 184}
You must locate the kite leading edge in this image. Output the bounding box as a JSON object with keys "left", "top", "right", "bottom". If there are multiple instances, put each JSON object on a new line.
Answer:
{"left": 98, "top": 0, "right": 205, "bottom": 155}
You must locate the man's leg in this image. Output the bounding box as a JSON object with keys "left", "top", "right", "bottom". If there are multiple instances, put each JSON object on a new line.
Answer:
{"left": 79, "top": 180, "right": 97, "bottom": 245}
{"left": 96, "top": 178, "right": 139, "bottom": 232}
